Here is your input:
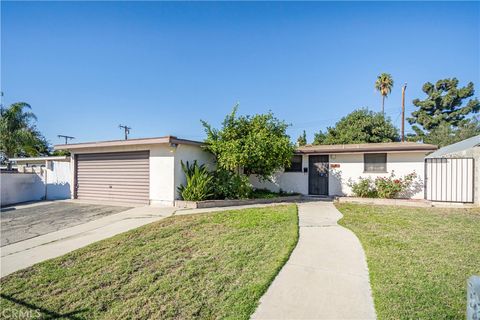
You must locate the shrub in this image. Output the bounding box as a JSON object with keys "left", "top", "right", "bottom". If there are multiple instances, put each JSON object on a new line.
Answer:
{"left": 211, "top": 169, "right": 253, "bottom": 199}
{"left": 178, "top": 161, "right": 213, "bottom": 201}
{"left": 349, "top": 172, "right": 419, "bottom": 199}
{"left": 349, "top": 177, "right": 378, "bottom": 198}
{"left": 375, "top": 172, "right": 418, "bottom": 199}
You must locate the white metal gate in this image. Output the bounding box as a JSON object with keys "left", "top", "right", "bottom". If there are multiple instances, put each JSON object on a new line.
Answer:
{"left": 425, "top": 158, "right": 474, "bottom": 203}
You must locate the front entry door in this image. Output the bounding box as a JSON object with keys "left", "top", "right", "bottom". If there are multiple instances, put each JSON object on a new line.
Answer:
{"left": 309, "top": 155, "right": 329, "bottom": 196}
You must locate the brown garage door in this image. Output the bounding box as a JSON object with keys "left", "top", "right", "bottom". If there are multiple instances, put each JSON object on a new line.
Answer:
{"left": 75, "top": 151, "right": 150, "bottom": 204}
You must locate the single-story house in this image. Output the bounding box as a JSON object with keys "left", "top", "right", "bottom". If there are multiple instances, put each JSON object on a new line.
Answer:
{"left": 250, "top": 142, "right": 438, "bottom": 199}
{"left": 56, "top": 137, "right": 437, "bottom": 205}
{"left": 425, "top": 135, "right": 479, "bottom": 204}
{"left": 55, "top": 136, "right": 213, "bottom": 206}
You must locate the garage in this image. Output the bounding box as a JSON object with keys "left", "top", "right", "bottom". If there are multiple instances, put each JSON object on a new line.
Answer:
{"left": 75, "top": 151, "right": 150, "bottom": 204}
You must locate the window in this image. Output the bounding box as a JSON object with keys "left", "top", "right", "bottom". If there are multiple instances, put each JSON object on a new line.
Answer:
{"left": 285, "top": 155, "right": 303, "bottom": 172}
{"left": 364, "top": 153, "right": 387, "bottom": 173}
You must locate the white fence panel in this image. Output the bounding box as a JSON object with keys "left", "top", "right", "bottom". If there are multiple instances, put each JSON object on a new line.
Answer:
{"left": 425, "top": 158, "right": 474, "bottom": 203}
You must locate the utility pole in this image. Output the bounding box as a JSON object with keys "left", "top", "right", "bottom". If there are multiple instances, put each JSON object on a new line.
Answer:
{"left": 58, "top": 135, "right": 75, "bottom": 144}
{"left": 119, "top": 124, "right": 131, "bottom": 140}
{"left": 401, "top": 83, "right": 407, "bottom": 142}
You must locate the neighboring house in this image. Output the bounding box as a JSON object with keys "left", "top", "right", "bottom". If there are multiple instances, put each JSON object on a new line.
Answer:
{"left": 1, "top": 156, "right": 71, "bottom": 206}
{"left": 425, "top": 135, "right": 480, "bottom": 204}
{"left": 250, "top": 142, "right": 437, "bottom": 199}
{"left": 55, "top": 136, "right": 212, "bottom": 206}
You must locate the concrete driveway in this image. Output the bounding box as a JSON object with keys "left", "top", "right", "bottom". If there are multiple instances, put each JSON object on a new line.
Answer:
{"left": 1, "top": 202, "right": 131, "bottom": 246}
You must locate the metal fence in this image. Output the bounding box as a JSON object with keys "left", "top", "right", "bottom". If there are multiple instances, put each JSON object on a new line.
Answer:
{"left": 425, "top": 158, "right": 474, "bottom": 203}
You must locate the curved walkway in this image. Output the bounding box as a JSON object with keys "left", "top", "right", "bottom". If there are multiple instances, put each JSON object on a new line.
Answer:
{"left": 252, "top": 201, "right": 376, "bottom": 319}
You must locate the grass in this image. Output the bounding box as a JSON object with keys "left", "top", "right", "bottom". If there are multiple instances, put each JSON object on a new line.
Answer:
{"left": 336, "top": 203, "right": 480, "bottom": 320}
{"left": 0, "top": 205, "right": 298, "bottom": 319}
{"left": 250, "top": 188, "right": 300, "bottom": 199}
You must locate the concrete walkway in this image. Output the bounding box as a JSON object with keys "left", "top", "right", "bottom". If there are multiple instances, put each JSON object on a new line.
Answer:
{"left": 0, "top": 205, "right": 174, "bottom": 277}
{"left": 252, "top": 201, "right": 376, "bottom": 320}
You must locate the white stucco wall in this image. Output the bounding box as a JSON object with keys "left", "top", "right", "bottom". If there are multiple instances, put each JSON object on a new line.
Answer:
{"left": 45, "top": 161, "right": 72, "bottom": 200}
{"left": 329, "top": 152, "right": 426, "bottom": 199}
{"left": 174, "top": 144, "right": 215, "bottom": 200}
{"left": 1, "top": 172, "right": 45, "bottom": 206}
{"left": 1, "top": 161, "right": 72, "bottom": 206}
{"left": 250, "top": 151, "right": 428, "bottom": 199}
{"left": 249, "top": 155, "right": 309, "bottom": 194}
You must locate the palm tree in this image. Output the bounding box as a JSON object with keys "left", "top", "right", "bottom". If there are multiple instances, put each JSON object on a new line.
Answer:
{"left": 0, "top": 102, "right": 49, "bottom": 163}
{"left": 375, "top": 73, "right": 394, "bottom": 116}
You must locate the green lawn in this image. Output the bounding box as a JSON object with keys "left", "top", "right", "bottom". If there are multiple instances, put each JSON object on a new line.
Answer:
{"left": 251, "top": 188, "right": 300, "bottom": 199}
{"left": 336, "top": 203, "right": 480, "bottom": 320}
{"left": 0, "top": 205, "right": 298, "bottom": 319}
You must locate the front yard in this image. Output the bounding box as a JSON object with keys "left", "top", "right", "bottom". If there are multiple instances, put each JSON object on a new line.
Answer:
{"left": 0, "top": 205, "right": 298, "bottom": 319}
{"left": 336, "top": 203, "right": 480, "bottom": 319}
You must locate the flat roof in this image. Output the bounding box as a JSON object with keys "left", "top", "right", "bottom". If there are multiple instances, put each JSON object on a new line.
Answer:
{"left": 10, "top": 156, "right": 70, "bottom": 162}
{"left": 55, "top": 136, "right": 203, "bottom": 150}
{"left": 296, "top": 142, "right": 437, "bottom": 154}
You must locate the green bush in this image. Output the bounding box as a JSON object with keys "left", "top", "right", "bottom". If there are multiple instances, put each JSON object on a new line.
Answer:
{"left": 178, "top": 161, "right": 213, "bottom": 201}
{"left": 349, "top": 177, "right": 378, "bottom": 198}
{"left": 349, "top": 172, "right": 419, "bottom": 199}
{"left": 375, "top": 172, "right": 418, "bottom": 198}
{"left": 211, "top": 169, "right": 253, "bottom": 199}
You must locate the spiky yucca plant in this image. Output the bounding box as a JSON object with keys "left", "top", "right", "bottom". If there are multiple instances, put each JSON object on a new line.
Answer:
{"left": 177, "top": 160, "right": 213, "bottom": 201}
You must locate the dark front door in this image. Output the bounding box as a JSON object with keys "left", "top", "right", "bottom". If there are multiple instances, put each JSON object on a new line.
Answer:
{"left": 309, "top": 155, "right": 329, "bottom": 196}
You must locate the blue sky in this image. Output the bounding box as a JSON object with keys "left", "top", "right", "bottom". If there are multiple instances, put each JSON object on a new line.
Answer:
{"left": 2, "top": 1, "right": 479, "bottom": 145}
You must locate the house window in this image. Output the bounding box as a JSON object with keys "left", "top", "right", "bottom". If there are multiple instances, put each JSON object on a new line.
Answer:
{"left": 364, "top": 153, "right": 387, "bottom": 173}
{"left": 285, "top": 155, "right": 303, "bottom": 172}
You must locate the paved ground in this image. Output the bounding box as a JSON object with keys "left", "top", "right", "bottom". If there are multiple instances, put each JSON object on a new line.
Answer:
{"left": 1, "top": 205, "right": 175, "bottom": 277}
{"left": 1, "top": 202, "right": 131, "bottom": 246}
{"left": 252, "top": 201, "right": 376, "bottom": 320}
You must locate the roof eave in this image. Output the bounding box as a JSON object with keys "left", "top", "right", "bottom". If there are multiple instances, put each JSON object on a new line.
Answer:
{"left": 296, "top": 147, "right": 438, "bottom": 154}
{"left": 54, "top": 136, "right": 204, "bottom": 151}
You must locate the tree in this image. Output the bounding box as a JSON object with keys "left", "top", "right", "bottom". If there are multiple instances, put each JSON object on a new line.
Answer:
{"left": 375, "top": 73, "right": 394, "bottom": 115}
{"left": 407, "top": 78, "right": 480, "bottom": 140}
{"left": 312, "top": 109, "right": 399, "bottom": 145}
{"left": 201, "top": 105, "right": 295, "bottom": 180}
{"left": 0, "top": 102, "right": 49, "bottom": 161}
{"left": 418, "top": 117, "right": 480, "bottom": 147}
{"left": 297, "top": 130, "right": 307, "bottom": 146}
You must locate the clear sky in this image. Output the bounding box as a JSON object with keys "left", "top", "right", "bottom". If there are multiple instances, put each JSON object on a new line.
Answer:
{"left": 2, "top": 1, "right": 479, "bottom": 145}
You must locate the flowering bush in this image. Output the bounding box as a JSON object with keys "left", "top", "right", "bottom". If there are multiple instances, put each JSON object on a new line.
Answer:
{"left": 349, "top": 177, "right": 377, "bottom": 198}
{"left": 349, "top": 171, "right": 418, "bottom": 199}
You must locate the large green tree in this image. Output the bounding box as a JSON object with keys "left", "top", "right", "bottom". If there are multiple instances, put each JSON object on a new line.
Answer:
{"left": 0, "top": 102, "right": 49, "bottom": 161}
{"left": 419, "top": 118, "right": 480, "bottom": 147}
{"left": 313, "top": 109, "right": 399, "bottom": 145}
{"left": 375, "top": 73, "right": 394, "bottom": 115}
{"left": 407, "top": 78, "right": 480, "bottom": 140}
{"left": 202, "top": 105, "right": 295, "bottom": 180}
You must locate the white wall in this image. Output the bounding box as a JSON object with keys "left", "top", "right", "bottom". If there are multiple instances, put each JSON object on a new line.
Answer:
{"left": 249, "top": 155, "right": 309, "bottom": 194}
{"left": 45, "top": 161, "right": 72, "bottom": 200}
{"left": 1, "top": 160, "right": 72, "bottom": 207}
{"left": 329, "top": 152, "right": 426, "bottom": 199}
{"left": 251, "top": 152, "right": 427, "bottom": 199}
{"left": 1, "top": 172, "right": 45, "bottom": 206}
{"left": 174, "top": 144, "right": 215, "bottom": 200}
